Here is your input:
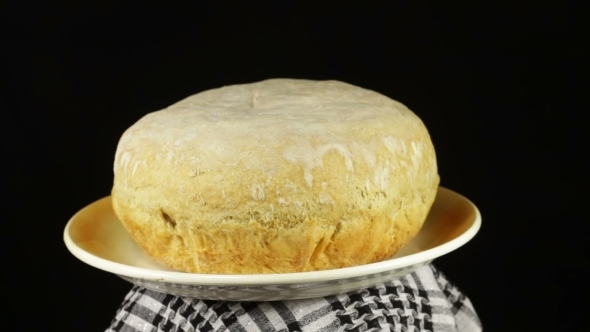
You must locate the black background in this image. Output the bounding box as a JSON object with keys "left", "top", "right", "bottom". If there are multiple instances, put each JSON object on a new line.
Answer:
{"left": 3, "top": 1, "right": 587, "bottom": 331}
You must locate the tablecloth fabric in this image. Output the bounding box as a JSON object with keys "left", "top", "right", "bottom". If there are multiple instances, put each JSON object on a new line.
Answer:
{"left": 106, "top": 264, "right": 482, "bottom": 332}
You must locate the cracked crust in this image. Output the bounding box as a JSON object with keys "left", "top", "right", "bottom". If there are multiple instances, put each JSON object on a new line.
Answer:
{"left": 111, "top": 79, "right": 439, "bottom": 274}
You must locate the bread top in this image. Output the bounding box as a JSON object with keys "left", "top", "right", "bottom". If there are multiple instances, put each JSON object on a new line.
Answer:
{"left": 114, "top": 79, "right": 436, "bottom": 192}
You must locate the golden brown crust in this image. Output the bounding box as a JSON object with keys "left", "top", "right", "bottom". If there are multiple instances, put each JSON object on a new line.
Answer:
{"left": 111, "top": 79, "right": 439, "bottom": 274}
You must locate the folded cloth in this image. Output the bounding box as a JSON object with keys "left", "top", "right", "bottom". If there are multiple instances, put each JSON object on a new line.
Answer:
{"left": 106, "top": 264, "right": 481, "bottom": 332}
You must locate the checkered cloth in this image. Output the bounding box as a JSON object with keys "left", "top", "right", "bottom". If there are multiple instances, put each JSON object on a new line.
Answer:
{"left": 106, "top": 264, "right": 481, "bottom": 332}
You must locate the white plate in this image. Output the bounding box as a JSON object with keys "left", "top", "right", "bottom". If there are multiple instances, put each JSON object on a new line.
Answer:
{"left": 64, "top": 187, "right": 480, "bottom": 301}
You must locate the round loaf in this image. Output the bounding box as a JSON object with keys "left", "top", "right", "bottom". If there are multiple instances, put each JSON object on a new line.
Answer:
{"left": 112, "top": 79, "right": 439, "bottom": 274}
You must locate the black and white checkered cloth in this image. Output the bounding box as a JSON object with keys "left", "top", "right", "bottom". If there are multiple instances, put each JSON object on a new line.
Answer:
{"left": 106, "top": 264, "right": 481, "bottom": 332}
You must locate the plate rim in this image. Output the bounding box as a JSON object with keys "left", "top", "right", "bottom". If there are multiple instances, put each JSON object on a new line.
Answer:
{"left": 63, "top": 186, "right": 481, "bottom": 286}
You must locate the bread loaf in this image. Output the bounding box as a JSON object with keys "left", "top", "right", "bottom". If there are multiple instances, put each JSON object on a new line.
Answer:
{"left": 112, "top": 79, "right": 439, "bottom": 274}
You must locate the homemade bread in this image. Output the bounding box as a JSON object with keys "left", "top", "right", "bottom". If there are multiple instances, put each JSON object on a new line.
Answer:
{"left": 112, "top": 79, "right": 439, "bottom": 274}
